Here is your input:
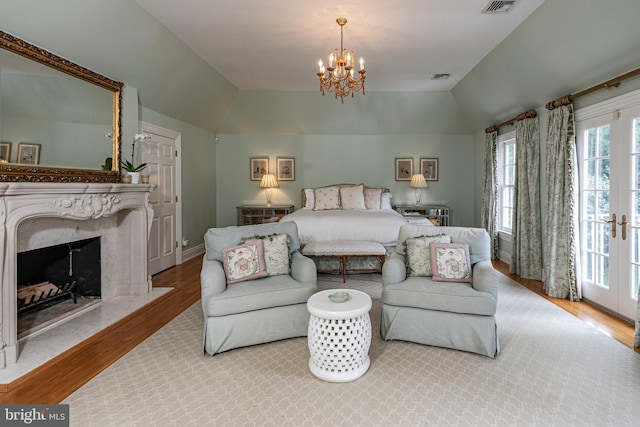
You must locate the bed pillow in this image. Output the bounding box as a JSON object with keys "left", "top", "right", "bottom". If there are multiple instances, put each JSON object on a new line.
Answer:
{"left": 430, "top": 243, "right": 472, "bottom": 282}
{"left": 303, "top": 188, "right": 315, "bottom": 209}
{"left": 406, "top": 234, "right": 452, "bottom": 276}
{"left": 314, "top": 186, "right": 341, "bottom": 210}
{"left": 364, "top": 187, "right": 383, "bottom": 209}
{"left": 241, "top": 233, "right": 291, "bottom": 276}
{"left": 380, "top": 192, "right": 393, "bottom": 210}
{"left": 340, "top": 184, "right": 366, "bottom": 210}
{"left": 222, "top": 240, "right": 268, "bottom": 284}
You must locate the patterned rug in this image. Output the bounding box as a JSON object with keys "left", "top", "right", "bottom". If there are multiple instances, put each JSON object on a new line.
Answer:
{"left": 64, "top": 273, "right": 640, "bottom": 426}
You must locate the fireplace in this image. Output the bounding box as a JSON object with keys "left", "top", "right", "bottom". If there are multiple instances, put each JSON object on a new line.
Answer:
{"left": 17, "top": 237, "right": 101, "bottom": 338}
{"left": 0, "top": 183, "right": 156, "bottom": 373}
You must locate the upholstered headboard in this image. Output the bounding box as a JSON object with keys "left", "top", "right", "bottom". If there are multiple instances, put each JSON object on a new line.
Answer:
{"left": 301, "top": 184, "right": 390, "bottom": 208}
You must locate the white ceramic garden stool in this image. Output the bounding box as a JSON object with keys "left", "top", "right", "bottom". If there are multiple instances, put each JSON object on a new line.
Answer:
{"left": 306, "top": 289, "right": 372, "bottom": 383}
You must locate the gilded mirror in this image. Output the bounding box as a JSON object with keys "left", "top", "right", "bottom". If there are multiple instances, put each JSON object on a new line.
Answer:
{"left": 0, "top": 30, "right": 122, "bottom": 182}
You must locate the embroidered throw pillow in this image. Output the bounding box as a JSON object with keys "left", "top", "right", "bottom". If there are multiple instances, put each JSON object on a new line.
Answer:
{"left": 340, "top": 184, "right": 366, "bottom": 210}
{"left": 221, "top": 240, "right": 268, "bottom": 284}
{"left": 242, "top": 233, "right": 291, "bottom": 276}
{"left": 313, "top": 186, "right": 340, "bottom": 210}
{"left": 364, "top": 187, "right": 383, "bottom": 210}
{"left": 406, "top": 234, "right": 452, "bottom": 276}
{"left": 430, "top": 243, "right": 472, "bottom": 282}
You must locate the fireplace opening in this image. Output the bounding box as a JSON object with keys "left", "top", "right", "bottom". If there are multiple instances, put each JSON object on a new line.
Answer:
{"left": 17, "top": 237, "right": 101, "bottom": 338}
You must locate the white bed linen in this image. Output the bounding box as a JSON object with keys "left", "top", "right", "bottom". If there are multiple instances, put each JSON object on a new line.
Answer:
{"left": 280, "top": 208, "right": 413, "bottom": 246}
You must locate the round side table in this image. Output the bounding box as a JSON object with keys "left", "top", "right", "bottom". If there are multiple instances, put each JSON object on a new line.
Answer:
{"left": 306, "top": 289, "right": 372, "bottom": 382}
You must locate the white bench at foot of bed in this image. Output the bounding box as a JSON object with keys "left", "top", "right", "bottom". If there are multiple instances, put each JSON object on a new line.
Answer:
{"left": 301, "top": 240, "right": 386, "bottom": 283}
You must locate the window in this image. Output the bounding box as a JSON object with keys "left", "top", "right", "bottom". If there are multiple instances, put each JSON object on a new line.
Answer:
{"left": 498, "top": 131, "right": 516, "bottom": 234}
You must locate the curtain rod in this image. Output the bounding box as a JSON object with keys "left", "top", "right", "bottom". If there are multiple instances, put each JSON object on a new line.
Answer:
{"left": 485, "top": 109, "right": 537, "bottom": 134}
{"left": 545, "top": 67, "right": 640, "bottom": 110}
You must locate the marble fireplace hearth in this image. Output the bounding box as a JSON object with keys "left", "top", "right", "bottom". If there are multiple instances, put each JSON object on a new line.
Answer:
{"left": 0, "top": 183, "right": 171, "bottom": 384}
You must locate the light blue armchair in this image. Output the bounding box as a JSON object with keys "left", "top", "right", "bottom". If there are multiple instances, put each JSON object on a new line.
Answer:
{"left": 201, "top": 221, "right": 317, "bottom": 355}
{"left": 381, "top": 225, "right": 500, "bottom": 357}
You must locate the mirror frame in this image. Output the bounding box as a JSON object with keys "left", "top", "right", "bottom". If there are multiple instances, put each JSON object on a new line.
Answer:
{"left": 0, "top": 30, "right": 123, "bottom": 183}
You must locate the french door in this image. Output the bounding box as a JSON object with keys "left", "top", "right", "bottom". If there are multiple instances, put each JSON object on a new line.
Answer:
{"left": 577, "top": 94, "right": 640, "bottom": 321}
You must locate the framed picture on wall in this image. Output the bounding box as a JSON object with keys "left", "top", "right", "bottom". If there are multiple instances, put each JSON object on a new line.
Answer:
{"left": 276, "top": 157, "right": 295, "bottom": 181}
{"left": 0, "top": 142, "right": 11, "bottom": 163}
{"left": 250, "top": 157, "right": 269, "bottom": 181}
{"left": 395, "top": 157, "right": 414, "bottom": 181}
{"left": 17, "top": 143, "right": 41, "bottom": 165}
{"left": 420, "top": 158, "right": 439, "bottom": 181}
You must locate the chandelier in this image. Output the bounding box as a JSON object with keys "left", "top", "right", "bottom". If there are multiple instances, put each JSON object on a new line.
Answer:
{"left": 317, "top": 18, "right": 366, "bottom": 103}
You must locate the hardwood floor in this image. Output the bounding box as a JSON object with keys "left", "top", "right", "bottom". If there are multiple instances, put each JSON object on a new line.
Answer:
{"left": 0, "top": 257, "right": 636, "bottom": 403}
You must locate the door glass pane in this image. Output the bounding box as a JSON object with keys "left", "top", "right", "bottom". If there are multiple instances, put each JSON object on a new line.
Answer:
{"left": 631, "top": 118, "right": 640, "bottom": 300}
{"left": 597, "top": 159, "right": 610, "bottom": 190}
{"left": 581, "top": 124, "right": 611, "bottom": 290}
{"left": 597, "top": 126, "right": 610, "bottom": 156}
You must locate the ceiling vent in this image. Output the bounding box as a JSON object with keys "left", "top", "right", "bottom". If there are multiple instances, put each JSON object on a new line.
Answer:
{"left": 481, "top": 0, "right": 518, "bottom": 14}
{"left": 431, "top": 73, "right": 451, "bottom": 80}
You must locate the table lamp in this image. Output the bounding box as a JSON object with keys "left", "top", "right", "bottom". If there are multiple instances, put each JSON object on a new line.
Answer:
{"left": 259, "top": 174, "right": 279, "bottom": 207}
{"left": 410, "top": 174, "right": 428, "bottom": 205}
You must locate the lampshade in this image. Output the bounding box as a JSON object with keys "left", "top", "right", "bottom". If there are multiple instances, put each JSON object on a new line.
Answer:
{"left": 410, "top": 174, "right": 428, "bottom": 188}
{"left": 259, "top": 174, "right": 279, "bottom": 189}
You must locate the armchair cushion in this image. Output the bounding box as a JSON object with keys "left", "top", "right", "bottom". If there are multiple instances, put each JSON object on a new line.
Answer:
{"left": 204, "top": 274, "right": 316, "bottom": 317}
{"left": 382, "top": 275, "right": 496, "bottom": 316}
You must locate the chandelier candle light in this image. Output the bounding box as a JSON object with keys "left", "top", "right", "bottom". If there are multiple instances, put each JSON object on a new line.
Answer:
{"left": 317, "top": 17, "right": 366, "bottom": 103}
{"left": 410, "top": 174, "right": 429, "bottom": 205}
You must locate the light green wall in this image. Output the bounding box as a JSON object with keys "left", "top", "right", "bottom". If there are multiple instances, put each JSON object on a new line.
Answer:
{"left": 453, "top": 0, "right": 640, "bottom": 132}
{"left": 216, "top": 133, "right": 475, "bottom": 228}
{"left": 139, "top": 107, "right": 216, "bottom": 250}
{"left": 219, "top": 90, "right": 472, "bottom": 135}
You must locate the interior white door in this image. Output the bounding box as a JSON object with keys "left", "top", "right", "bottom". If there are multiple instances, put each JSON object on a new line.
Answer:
{"left": 577, "top": 100, "right": 640, "bottom": 320}
{"left": 139, "top": 123, "right": 180, "bottom": 275}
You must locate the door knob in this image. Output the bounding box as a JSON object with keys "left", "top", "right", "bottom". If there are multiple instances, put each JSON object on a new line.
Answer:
{"left": 601, "top": 213, "right": 616, "bottom": 238}
{"left": 618, "top": 214, "right": 627, "bottom": 240}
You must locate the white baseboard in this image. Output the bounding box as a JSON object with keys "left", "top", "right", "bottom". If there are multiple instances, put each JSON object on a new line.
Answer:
{"left": 498, "top": 250, "right": 511, "bottom": 265}
{"left": 182, "top": 243, "right": 204, "bottom": 263}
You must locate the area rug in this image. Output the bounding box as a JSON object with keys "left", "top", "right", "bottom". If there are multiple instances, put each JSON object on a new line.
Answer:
{"left": 63, "top": 273, "right": 640, "bottom": 426}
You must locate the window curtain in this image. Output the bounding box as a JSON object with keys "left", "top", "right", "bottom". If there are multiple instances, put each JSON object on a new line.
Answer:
{"left": 544, "top": 104, "right": 581, "bottom": 301}
{"left": 481, "top": 131, "right": 499, "bottom": 259}
{"left": 510, "top": 117, "right": 542, "bottom": 280}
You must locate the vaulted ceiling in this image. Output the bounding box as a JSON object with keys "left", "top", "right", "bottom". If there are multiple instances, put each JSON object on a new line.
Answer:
{"left": 133, "top": 0, "right": 545, "bottom": 92}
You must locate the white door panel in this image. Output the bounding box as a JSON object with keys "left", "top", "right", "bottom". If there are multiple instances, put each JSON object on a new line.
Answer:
{"left": 140, "top": 122, "right": 181, "bottom": 275}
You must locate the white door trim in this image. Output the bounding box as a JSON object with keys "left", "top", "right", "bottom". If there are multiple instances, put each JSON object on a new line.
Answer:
{"left": 139, "top": 121, "right": 183, "bottom": 265}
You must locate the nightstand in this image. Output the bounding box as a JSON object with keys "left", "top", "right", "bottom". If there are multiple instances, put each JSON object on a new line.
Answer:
{"left": 393, "top": 205, "right": 450, "bottom": 226}
{"left": 236, "top": 205, "right": 295, "bottom": 225}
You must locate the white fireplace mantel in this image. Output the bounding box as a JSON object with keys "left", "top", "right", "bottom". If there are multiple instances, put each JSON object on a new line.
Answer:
{"left": 0, "top": 182, "right": 156, "bottom": 370}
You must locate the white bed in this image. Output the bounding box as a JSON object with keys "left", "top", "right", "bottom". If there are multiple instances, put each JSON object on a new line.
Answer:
{"left": 279, "top": 184, "right": 430, "bottom": 246}
{"left": 280, "top": 207, "right": 409, "bottom": 246}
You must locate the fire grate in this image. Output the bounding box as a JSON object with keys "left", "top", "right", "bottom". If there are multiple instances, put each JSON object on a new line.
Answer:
{"left": 17, "top": 280, "right": 78, "bottom": 314}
